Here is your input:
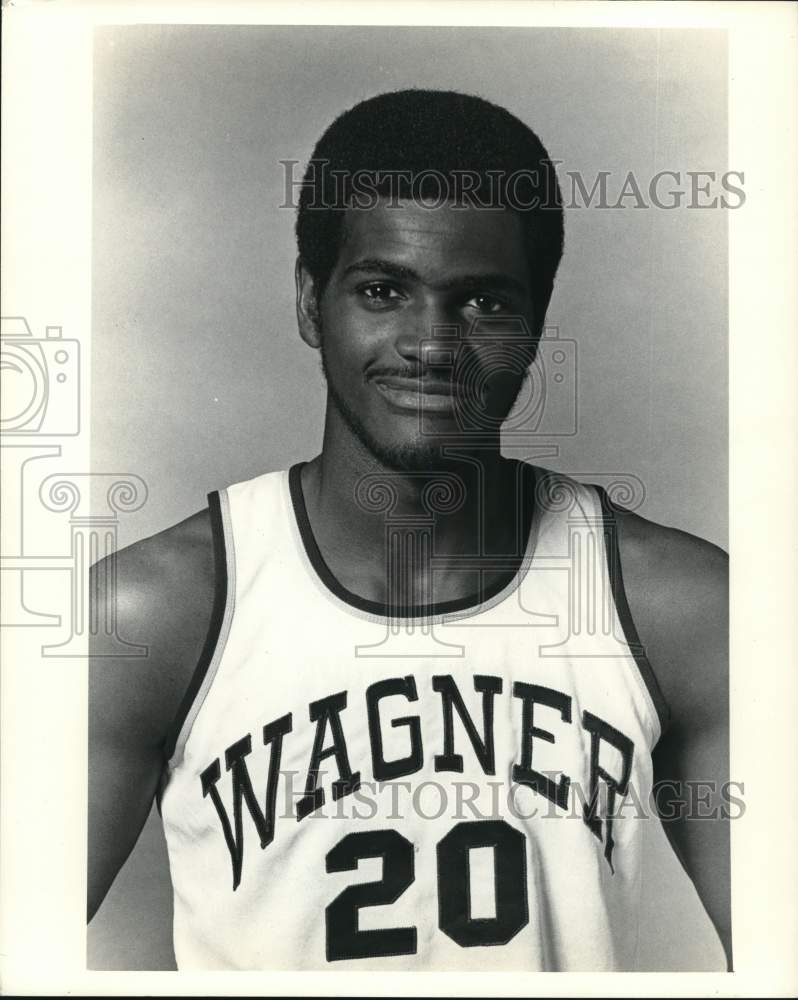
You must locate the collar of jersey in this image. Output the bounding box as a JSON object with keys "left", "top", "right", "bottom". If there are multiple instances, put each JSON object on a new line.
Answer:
{"left": 286, "top": 460, "right": 541, "bottom": 622}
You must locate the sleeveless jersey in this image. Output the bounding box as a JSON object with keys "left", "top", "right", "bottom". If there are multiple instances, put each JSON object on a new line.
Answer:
{"left": 159, "top": 463, "right": 670, "bottom": 971}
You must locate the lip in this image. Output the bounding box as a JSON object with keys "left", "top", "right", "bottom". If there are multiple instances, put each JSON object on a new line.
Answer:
{"left": 372, "top": 375, "right": 466, "bottom": 412}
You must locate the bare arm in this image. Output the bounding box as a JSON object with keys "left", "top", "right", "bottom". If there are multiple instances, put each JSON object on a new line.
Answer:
{"left": 615, "top": 510, "right": 731, "bottom": 969}
{"left": 88, "top": 510, "right": 214, "bottom": 921}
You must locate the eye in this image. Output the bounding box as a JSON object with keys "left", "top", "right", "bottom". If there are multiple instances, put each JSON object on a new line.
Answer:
{"left": 358, "top": 282, "right": 403, "bottom": 306}
{"left": 466, "top": 293, "right": 510, "bottom": 315}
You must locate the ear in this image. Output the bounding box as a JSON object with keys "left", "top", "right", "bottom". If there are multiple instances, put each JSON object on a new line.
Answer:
{"left": 295, "top": 258, "right": 322, "bottom": 349}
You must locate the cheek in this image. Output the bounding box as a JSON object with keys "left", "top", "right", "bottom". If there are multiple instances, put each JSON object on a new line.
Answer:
{"left": 318, "top": 302, "right": 356, "bottom": 362}
{"left": 321, "top": 304, "right": 396, "bottom": 372}
{"left": 320, "top": 327, "right": 377, "bottom": 399}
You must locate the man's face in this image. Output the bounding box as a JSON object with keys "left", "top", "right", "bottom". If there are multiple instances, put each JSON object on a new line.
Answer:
{"left": 303, "top": 198, "right": 537, "bottom": 470}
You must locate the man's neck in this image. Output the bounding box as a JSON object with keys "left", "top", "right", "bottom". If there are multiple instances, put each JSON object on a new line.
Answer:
{"left": 298, "top": 436, "right": 533, "bottom": 608}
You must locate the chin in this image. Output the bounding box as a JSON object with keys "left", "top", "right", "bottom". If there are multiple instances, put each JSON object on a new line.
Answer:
{"left": 367, "top": 439, "right": 450, "bottom": 472}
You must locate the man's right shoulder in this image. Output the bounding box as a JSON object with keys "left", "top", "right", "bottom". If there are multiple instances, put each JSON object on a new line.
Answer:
{"left": 110, "top": 506, "right": 213, "bottom": 600}
{"left": 89, "top": 507, "right": 217, "bottom": 750}
{"left": 103, "top": 508, "right": 215, "bottom": 634}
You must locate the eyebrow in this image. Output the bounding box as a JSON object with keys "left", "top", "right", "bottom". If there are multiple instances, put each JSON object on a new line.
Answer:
{"left": 342, "top": 258, "right": 529, "bottom": 297}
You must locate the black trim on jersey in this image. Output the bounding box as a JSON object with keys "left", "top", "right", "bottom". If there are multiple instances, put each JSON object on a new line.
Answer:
{"left": 161, "top": 490, "right": 229, "bottom": 764}
{"left": 594, "top": 485, "right": 672, "bottom": 740}
{"left": 288, "top": 461, "right": 536, "bottom": 619}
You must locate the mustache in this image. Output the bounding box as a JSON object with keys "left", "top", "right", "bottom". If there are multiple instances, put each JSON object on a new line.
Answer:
{"left": 366, "top": 366, "right": 460, "bottom": 381}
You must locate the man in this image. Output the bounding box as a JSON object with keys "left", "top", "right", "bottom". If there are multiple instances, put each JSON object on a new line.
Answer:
{"left": 89, "top": 89, "right": 730, "bottom": 970}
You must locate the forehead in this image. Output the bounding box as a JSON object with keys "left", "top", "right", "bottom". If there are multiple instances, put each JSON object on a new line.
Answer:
{"left": 335, "top": 199, "right": 529, "bottom": 285}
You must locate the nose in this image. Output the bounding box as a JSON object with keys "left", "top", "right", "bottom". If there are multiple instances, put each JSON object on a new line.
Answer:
{"left": 393, "top": 300, "right": 461, "bottom": 370}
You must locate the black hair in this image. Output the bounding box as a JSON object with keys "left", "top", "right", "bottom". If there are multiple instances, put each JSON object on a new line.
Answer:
{"left": 295, "top": 89, "right": 564, "bottom": 333}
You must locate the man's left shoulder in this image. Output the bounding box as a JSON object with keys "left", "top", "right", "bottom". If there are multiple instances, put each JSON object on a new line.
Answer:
{"left": 612, "top": 504, "right": 728, "bottom": 611}
{"left": 609, "top": 503, "right": 728, "bottom": 714}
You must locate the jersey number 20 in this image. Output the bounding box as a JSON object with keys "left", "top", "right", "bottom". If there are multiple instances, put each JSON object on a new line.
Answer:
{"left": 325, "top": 820, "right": 528, "bottom": 962}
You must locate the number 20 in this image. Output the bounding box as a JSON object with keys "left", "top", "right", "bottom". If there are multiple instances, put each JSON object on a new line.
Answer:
{"left": 325, "top": 820, "right": 529, "bottom": 962}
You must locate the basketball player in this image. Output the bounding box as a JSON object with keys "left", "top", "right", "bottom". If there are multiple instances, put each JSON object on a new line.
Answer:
{"left": 88, "top": 90, "right": 730, "bottom": 971}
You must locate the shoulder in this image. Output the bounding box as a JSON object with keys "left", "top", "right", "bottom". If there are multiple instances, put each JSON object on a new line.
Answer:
{"left": 89, "top": 506, "right": 216, "bottom": 751}
{"left": 98, "top": 506, "right": 216, "bottom": 659}
{"left": 87, "top": 507, "right": 218, "bottom": 917}
{"left": 611, "top": 502, "right": 727, "bottom": 615}
{"left": 607, "top": 498, "right": 728, "bottom": 728}
{"left": 103, "top": 506, "right": 214, "bottom": 616}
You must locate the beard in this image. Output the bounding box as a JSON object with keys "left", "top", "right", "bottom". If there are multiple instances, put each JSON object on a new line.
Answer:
{"left": 319, "top": 341, "right": 531, "bottom": 473}
{"left": 320, "top": 343, "right": 447, "bottom": 471}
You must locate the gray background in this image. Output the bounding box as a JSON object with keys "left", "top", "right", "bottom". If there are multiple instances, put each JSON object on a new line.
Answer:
{"left": 90, "top": 25, "right": 728, "bottom": 970}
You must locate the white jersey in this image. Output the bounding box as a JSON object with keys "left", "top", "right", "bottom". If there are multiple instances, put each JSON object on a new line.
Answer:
{"left": 159, "top": 463, "right": 670, "bottom": 971}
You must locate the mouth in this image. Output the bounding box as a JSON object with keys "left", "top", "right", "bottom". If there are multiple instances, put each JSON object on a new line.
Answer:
{"left": 371, "top": 374, "right": 468, "bottom": 412}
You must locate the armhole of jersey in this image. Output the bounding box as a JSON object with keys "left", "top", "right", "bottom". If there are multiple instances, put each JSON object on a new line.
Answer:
{"left": 161, "top": 488, "right": 236, "bottom": 769}
{"left": 593, "top": 485, "right": 672, "bottom": 743}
